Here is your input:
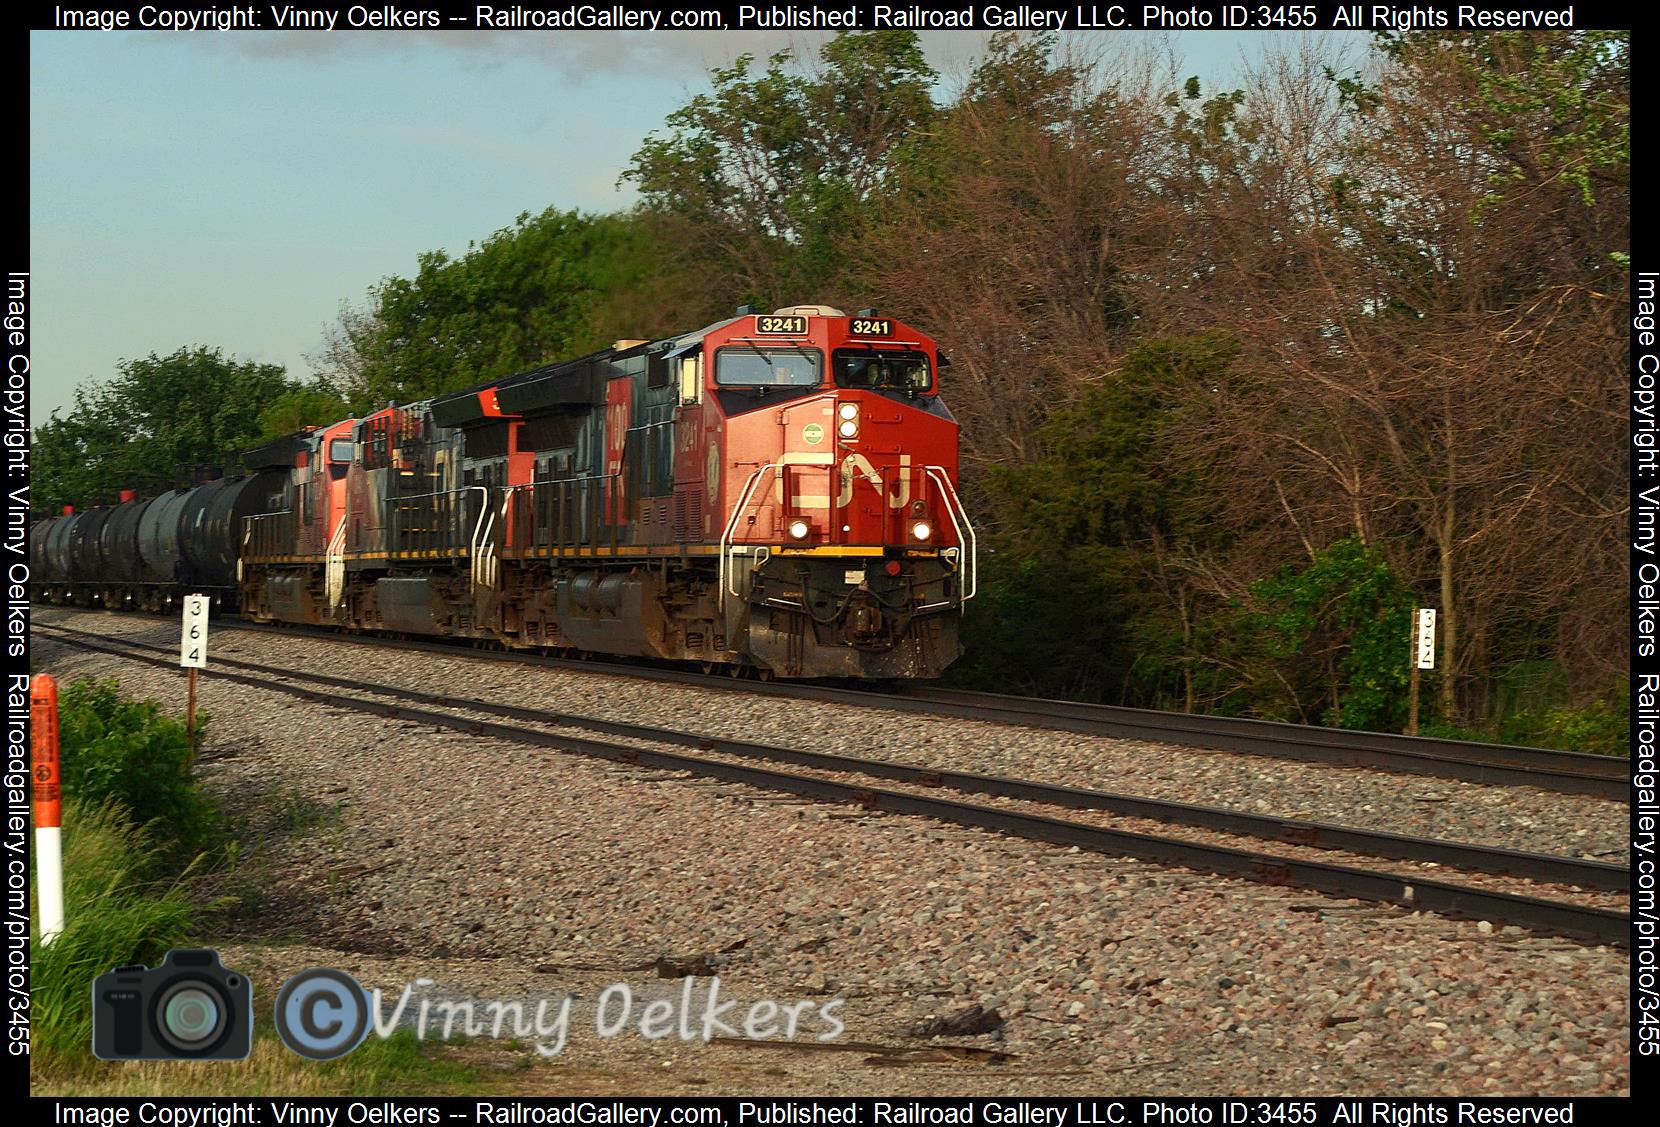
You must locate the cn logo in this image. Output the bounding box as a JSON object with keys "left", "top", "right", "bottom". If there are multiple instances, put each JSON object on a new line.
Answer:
{"left": 837, "top": 453, "right": 910, "bottom": 509}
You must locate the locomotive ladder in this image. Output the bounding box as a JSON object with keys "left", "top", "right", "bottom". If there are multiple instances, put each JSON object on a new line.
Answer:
{"left": 924, "top": 465, "right": 978, "bottom": 605}
{"left": 718, "top": 463, "right": 778, "bottom": 612}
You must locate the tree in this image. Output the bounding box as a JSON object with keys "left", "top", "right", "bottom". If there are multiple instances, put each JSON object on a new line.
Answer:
{"left": 317, "top": 209, "right": 671, "bottom": 411}
{"left": 622, "top": 31, "right": 936, "bottom": 307}
{"left": 1155, "top": 33, "right": 1628, "bottom": 722}
{"left": 855, "top": 34, "right": 1162, "bottom": 481}
{"left": 34, "top": 347, "right": 297, "bottom": 509}
{"left": 254, "top": 383, "right": 350, "bottom": 442}
{"left": 960, "top": 334, "right": 1235, "bottom": 706}
{"left": 1230, "top": 537, "right": 1416, "bottom": 729}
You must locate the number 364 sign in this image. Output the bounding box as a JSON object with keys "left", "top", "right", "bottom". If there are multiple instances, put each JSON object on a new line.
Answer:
{"left": 180, "top": 595, "right": 209, "bottom": 668}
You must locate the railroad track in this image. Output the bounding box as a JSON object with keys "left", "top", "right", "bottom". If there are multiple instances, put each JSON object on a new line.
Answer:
{"left": 34, "top": 622, "right": 1631, "bottom": 947}
{"left": 886, "top": 685, "right": 1631, "bottom": 799}
{"left": 34, "top": 607, "right": 1629, "bottom": 799}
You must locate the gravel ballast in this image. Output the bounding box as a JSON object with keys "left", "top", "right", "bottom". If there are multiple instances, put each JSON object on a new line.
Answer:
{"left": 37, "top": 610, "right": 1628, "bottom": 864}
{"left": 31, "top": 614, "right": 1632, "bottom": 1095}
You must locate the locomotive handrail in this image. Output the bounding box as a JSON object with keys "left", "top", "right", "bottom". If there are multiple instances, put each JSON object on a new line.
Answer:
{"left": 385, "top": 485, "right": 489, "bottom": 502}
{"left": 719, "top": 463, "right": 779, "bottom": 611}
{"left": 924, "top": 465, "right": 977, "bottom": 606}
{"left": 239, "top": 509, "right": 294, "bottom": 563}
{"left": 502, "top": 467, "right": 623, "bottom": 553}
{"left": 382, "top": 485, "right": 481, "bottom": 558}
{"left": 468, "top": 486, "right": 497, "bottom": 592}
{"left": 324, "top": 514, "right": 348, "bottom": 609}
{"left": 500, "top": 469, "right": 623, "bottom": 489}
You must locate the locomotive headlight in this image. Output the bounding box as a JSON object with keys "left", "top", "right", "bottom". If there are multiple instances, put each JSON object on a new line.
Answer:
{"left": 837, "top": 401, "right": 859, "bottom": 439}
{"left": 911, "top": 520, "right": 933, "bottom": 541}
{"left": 788, "top": 518, "right": 812, "bottom": 540}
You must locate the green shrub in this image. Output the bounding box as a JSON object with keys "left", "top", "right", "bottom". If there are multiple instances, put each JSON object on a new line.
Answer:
{"left": 1232, "top": 536, "right": 1416, "bottom": 731}
{"left": 30, "top": 799, "right": 202, "bottom": 1063}
{"left": 57, "top": 679, "right": 216, "bottom": 857}
{"left": 1499, "top": 695, "right": 1629, "bottom": 756}
{"left": 1420, "top": 692, "right": 1628, "bottom": 756}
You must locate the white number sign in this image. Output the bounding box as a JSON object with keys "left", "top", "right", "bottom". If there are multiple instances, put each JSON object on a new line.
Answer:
{"left": 180, "top": 594, "right": 209, "bottom": 669}
{"left": 1415, "top": 608, "right": 1436, "bottom": 670}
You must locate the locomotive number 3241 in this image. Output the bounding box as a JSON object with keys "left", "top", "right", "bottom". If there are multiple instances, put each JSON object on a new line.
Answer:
{"left": 850, "top": 318, "right": 892, "bottom": 336}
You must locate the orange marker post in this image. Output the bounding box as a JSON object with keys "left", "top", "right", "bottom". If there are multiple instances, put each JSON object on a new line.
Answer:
{"left": 30, "top": 674, "right": 64, "bottom": 945}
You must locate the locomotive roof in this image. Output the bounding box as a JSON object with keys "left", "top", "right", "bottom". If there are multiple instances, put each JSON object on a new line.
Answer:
{"left": 440, "top": 314, "right": 749, "bottom": 402}
{"left": 241, "top": 312, "right": 754, "bottom": 460}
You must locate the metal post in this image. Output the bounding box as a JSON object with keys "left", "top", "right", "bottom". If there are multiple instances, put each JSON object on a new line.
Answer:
{"left": 186, "top": 666, "right": 198, "bottom": 758}
{"left": 1407, "top": 609, "right": 1421, "bottom": 737}
{"left": 30, "top": 674, "right": 65, "bottom": 944}
{"left": 180, "top": 594, "right": 209, "bottom": 763}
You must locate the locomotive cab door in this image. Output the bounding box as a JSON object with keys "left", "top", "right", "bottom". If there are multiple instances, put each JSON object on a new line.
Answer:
{"left": 671, "top": 349, "right": 709, "bottom": 544}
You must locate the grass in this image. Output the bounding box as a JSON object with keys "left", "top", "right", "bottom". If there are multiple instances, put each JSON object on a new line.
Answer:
{"left": 29, "top": 674, "right": 508, "bottom": 1096}
{"left": 30, "top": 799, "right": 203, "bottom": 1060}
{"left": 1422, "top": 694, "right": 1629, "bottom": 757}
{"left": 29, "top": 797, "right": 501, "bottom": 1097}
{"left": 37, "top": 1027, "right": 493, "bottom": 1097}
{"left": 56, "top": 678, "right": 217, "bottom": 858}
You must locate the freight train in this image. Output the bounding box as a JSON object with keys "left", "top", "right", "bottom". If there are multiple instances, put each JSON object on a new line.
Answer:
{"left": 31, "top": 306, "right": 975, "bottom": 678}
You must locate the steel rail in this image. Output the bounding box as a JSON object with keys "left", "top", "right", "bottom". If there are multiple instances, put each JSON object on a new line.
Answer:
{"left": 29, "top": 609, "right": 1628, "bottom": 797}
{"left": 896, "top": 685, "right": 1628, "bottom": 782}
{"left": 721, "top": 680, "right": 1627, "bottom": 799}
{"left": 34, "top": 626, "right": 1630, "bottom": 946}
{"left": 31, "top": 621, "right": 1629, "bottom": 893}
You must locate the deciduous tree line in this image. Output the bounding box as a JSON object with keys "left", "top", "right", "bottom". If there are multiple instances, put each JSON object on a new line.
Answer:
{"left": 34, "top": 31, "right": 1628, "bottom": 748}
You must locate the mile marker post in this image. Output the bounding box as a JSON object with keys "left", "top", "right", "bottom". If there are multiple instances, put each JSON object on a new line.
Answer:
{"left": 180, "top": 594, "right": 210, "bottom": 763}
{"left": 30, "top": 674, "right": 64, "bottom": 945}
{"left": 1408, "top": 607, "right": 1436, "bottom": 737}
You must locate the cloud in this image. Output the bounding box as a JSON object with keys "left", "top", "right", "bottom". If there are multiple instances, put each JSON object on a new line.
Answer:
{"left": 204, "top": 28, "right": 994, "bottom": 84}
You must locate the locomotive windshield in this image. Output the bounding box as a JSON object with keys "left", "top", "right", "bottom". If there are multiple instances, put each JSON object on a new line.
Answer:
{"left": 715, "top": 347, "right": 823, "bottom": 387}
{"left": 833, "top": 350, "right": 931, "bottom": 392}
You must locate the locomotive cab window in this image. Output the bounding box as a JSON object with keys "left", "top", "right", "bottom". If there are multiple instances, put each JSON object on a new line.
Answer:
{"left": 327, "top": 438, "right": 353, "bottom": 480}
{"left": 715, "top": 347, "right": 823, "bottom": 387}
{"left": 834, "top": 349, "right": 931, "bottom": 393}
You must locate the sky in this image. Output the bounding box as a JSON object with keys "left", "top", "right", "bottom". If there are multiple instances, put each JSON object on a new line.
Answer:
{"left": 28, "top": 28, "right": 1362, "bottom": 429}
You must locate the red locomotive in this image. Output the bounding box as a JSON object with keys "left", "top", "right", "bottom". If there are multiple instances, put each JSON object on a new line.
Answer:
{"left": 36, "top": 305, "right": 974, "bottom": 679}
